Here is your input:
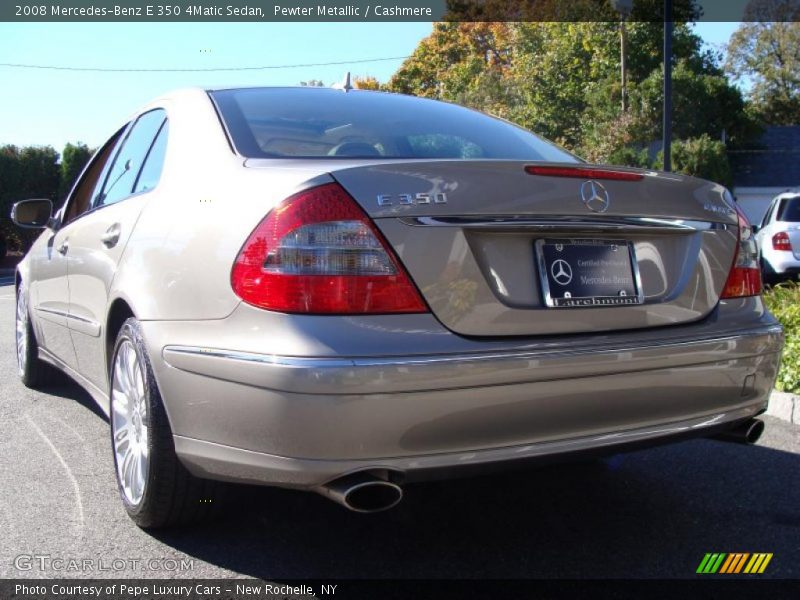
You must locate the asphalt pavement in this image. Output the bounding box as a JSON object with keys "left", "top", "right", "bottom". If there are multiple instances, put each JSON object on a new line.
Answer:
{"left": 0, "top": 281, "right": 798, "bottom": 580}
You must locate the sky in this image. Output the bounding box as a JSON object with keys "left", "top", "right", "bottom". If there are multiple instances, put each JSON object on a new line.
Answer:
{"left": 0, "top": 21, "right": 740, "bottom": 153}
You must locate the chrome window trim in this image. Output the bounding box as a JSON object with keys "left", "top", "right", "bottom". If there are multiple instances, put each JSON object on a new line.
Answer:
{"left": 91, "top": 108, "right": 168, "bottom": 211}
{"left": 59, "top": 123, "right": 130, "bottom": 228}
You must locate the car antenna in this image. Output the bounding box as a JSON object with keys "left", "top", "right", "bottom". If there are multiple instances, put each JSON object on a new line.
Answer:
{"left": 332, "top": 71, "right": 353, "bottom": 93}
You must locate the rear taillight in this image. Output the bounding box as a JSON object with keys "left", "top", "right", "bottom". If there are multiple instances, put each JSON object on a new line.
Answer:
{"left": 772, "top": 231, "right": 793, "bottom": 252}
{"left": 231, "top": 183, "right": 428, "bottom": 314}
{"left": 721, "top": 205, "right": 762, "bottom": 299}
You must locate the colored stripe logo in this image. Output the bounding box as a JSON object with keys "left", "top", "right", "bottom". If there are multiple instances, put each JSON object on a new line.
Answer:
{"left": 697, "top": 553, "right": 773, "bottom": 574}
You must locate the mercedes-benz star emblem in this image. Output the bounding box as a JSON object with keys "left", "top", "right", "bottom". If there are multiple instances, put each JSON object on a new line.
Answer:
{"left": 551, "top": 259, "right": 573, "bottom": 286}
{"left": 580, "top": 180, "right": 611, "bottom": 213}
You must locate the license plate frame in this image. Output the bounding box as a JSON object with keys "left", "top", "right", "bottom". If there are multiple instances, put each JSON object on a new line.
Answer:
{"left": 535, "top": 238, "right": 644, "bottom": 308}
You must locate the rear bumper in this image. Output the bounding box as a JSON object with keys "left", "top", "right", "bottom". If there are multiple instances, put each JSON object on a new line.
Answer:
{"left": 160, "top": 329, "right": 780, "bottom": 396}
{"left": 142, "top": 308, "right": 784, "bottom": 489}
{"left": 763, "top": 250, "right": 800, "bottom": 275}
{"left": 173, "top": 408, "right": 764, "bottom": 488}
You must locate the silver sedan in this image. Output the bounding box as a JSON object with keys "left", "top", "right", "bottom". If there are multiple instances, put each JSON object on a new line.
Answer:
{"left": 12, "top": 87, "right": 783, "bottom": 528}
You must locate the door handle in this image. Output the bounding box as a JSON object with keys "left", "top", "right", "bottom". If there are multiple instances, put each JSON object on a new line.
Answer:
{"left": 57, "top": 240, "right": 69, "bottom": 255}
{"left": 101, "top": 223, "right": 121, "bottom": 248}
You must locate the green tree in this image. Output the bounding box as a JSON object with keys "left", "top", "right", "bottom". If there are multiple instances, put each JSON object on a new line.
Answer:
{"left": 621, "top": 60, "right": 757, "bottom": 144}
{"left": 17, "top": 145, "right": 60, "bottom": 199}
{"left": 726, "top": 11, "right": 800, "bottom": 125}
{"left": 59, "top": 142, "right": 93, "bottom": 201}
{"left": 0, "top": 144, "right": 60, "bottom": 251}
{"left": 389, "top": 22, "right": 513, "bottom": 101}
{"left": 390, "top": 19, "right": 753, "bottom": 162}
{"left": 574, "top": 22, "right": 754, "bottom": 159}
{"left": 352, "top": 75, "right": 383, "bottom": 90}
{"left": 654, "top": 134, "right": 732, "bottom": 187}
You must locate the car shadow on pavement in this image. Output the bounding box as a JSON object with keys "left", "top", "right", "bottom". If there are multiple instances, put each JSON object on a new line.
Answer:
{"left": 40, "top": 374, "right": 109, "bottom": 423}
{"left": 152, "top": 436, "right": 800, "bottom": 579}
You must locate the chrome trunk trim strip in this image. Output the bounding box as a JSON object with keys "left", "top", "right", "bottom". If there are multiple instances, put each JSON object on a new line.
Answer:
{"left": 399, "top": 216, "right": 728, "bottom": 232}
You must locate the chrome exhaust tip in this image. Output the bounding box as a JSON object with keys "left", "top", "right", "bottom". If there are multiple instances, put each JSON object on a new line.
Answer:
{"left": 713, "top": 418, "right": 765, "bottom": 445}
{"left": 317, "top": 472, "right": 403, "bottom": 513}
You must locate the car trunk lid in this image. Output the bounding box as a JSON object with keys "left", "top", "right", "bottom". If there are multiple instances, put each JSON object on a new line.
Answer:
{"left": 271, "top": 159, "right": 740, "bottom": 337}
{"left": 783, "top": 225, "right": 800, "bottom": 260}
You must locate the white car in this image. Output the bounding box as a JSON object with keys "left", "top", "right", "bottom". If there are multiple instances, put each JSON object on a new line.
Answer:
{"left": 756, "top": 192, "right": 800, "bottom": 283}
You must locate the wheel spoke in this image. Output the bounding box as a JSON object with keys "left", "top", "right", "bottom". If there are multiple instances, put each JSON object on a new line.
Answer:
{"left": 134, "top": 364, "right": 145, "bottom": 403}
{"left": 134, "top": 451, "right": 145, "bottom": 500}
{"left": 139, "top": 428, "right": 149, "bottom": 460}
{"left": 111, "top": 388, "right": 129, "bottom": 418}
{"left": 120, "top": 446, "right": 132, "bottom": 490}
{"left": 113, "top": 424, "right": 129, "bottom": 455}
{"left": 118, "top": 351, "right": 133, "bottom": 395}
{"left": 125, "top": 346, "right": 138, "bottom": 396}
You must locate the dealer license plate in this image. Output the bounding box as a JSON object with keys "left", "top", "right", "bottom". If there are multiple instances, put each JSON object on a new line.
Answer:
{"left": 535, "top": 239, "right": 644, "bottom": 308}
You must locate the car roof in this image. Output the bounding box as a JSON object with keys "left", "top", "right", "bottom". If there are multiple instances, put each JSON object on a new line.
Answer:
{"left": 202, "top": 85, "right": 388, "bottom": 94}
{"left": 145, "top": 86, "right": 396, "bottom": 111}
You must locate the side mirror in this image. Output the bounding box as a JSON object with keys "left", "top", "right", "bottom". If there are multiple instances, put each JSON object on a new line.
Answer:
{"left": 11, "top": 199, "right": 53, "bottom": 229}
{"left": 751, "top": 224, "right": 760, "bottom": 234}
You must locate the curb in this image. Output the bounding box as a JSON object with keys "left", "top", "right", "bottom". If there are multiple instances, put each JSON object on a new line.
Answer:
{"left": 767, "top": 390, "right": 799, "bottom": 425}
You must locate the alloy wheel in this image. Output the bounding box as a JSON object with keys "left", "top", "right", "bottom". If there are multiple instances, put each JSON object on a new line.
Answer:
{"left": 111, "top": 340, "right": 150, "bottom": 506}
{"left": 16, "top": 289, "right": 28, "bottom": 377}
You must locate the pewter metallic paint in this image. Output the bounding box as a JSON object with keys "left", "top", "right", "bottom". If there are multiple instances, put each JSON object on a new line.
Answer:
{"left": 15, "top": 88, "right": 784, "bottom": 492}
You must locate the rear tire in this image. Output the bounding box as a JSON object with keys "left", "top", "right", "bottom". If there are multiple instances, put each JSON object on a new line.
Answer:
{"left": 110, "top": 317, "right": 223, "bottom": 529}
{"left": 16, "top": 282, "right": 58, "bottom": 388}
{"left": 760, "top": 257, "right": 778, "bottom": 287}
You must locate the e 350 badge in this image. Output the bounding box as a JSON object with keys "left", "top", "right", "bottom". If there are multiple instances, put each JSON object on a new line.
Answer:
{"left": 377, "top": 193, "right": 448, "bottom": 206}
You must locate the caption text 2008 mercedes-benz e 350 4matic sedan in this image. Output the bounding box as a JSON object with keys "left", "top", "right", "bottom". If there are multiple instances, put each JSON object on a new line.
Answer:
{"left": 12, "top": 87, "right": 783, "bottom": 528}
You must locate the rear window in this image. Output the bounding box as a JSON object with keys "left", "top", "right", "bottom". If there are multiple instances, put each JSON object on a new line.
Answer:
{"left": 777, "top": 196, "right": 800, "bottom": 222}
{"left": 209, "top": 88, "right": 579, "bottom": 162}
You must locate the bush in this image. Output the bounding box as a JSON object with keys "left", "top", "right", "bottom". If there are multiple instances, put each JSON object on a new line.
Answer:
{"left": 763, "top": 282, "right": 800, "bottom": 394}
{"left": 654, "top": 134, "right": 733, "bottom": 187}
{"left": 0, "top": 144, "right": 60, "bottom": 252}
{"left": 606, "top": 145, "right": 651, "bottom": 168}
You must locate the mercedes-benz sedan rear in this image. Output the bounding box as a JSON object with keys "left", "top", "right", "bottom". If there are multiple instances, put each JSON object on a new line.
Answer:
{"left": 13, "top": 87, "right": 783, "bottom": 527}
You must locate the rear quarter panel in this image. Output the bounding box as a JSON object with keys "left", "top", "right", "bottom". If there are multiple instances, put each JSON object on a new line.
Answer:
{"left": 109, "top": 90, "right": 334, "bottom": 322}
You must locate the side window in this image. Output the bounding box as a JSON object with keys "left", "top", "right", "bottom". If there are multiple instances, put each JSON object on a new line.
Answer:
{"left": 760, "top": 202, "right": 775, "bottom": 229}
{"left": 771, "top": 201, "right": 780, "bottom": 222}
{"left": 62, "top": 126, "right": 127, "bottom": 225}
{"left": 133, "top": 120, "right": 168, "bottom": 194}
{"left": 96, "top": 109, "right": 166, "bottom": 208}
{"left": 775, "top": 200, "right": 787, "bottom": 222}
